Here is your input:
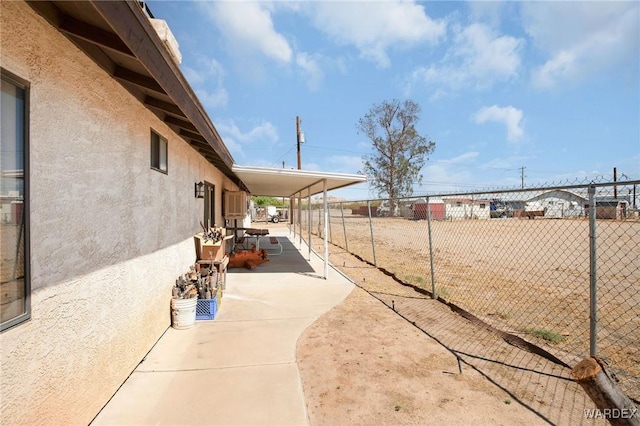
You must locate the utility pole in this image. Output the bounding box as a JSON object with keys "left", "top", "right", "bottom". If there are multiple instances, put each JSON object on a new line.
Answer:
{"left": 296, "top": 116, "right": 302, "bottom": 170}
{"left": 296, "top": 116, "right": 302, "bottom": 229}
{"left": 520, "top": 166, "right": 526, "bottom": 189}
{"left": 613, "top": 167, "right": 617, "bottom": 199}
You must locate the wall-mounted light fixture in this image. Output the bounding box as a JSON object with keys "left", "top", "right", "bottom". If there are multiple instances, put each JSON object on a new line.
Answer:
{"left": 195, "top": 181, "right": 204, "bottom": 198}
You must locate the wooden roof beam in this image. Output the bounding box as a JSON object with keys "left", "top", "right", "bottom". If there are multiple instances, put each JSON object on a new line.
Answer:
{"left": 59, "top": 15, "right": 135, "bottom": 57}
{"left": 144, "top": 96, "right": 186, "bottom": 118}
{"left": 164, "top": 115, "right": 198, "bottom": 133}
{"left": 180, "top": 129, "right": 207, "bottom": 143}
{"left": 113, "top": 66, "right": 165, "bottom": 94}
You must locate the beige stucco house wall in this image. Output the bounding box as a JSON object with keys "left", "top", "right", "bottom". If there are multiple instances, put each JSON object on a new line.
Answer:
{"left": 0, "top": 2, "right": 239, "bottom": 424}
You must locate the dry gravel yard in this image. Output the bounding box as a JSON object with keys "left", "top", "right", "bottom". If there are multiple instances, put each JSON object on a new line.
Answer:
{"left": 297, "top": 285, "right": 552, "bottom": 425}
{"left": 311, "top": 215, "right": 640, "bottom": 400}
{"left": 292, "top": 216, "right": 640, "bottom": 425}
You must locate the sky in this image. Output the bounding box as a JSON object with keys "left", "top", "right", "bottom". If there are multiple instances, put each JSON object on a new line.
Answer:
{"left": 147, "top": 0, "right": 640, "bottom": 200}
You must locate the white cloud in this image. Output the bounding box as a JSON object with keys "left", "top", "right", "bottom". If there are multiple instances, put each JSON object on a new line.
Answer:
{"left": 326, "top": 155, "right": 363, "bottom": 173}
{"left": 420, "top": 161, "right": 476, "bottom": 193}
{"left": 522, "top": 2, "right": 639, "bottom": 89}
{"left": 448, "top": 151, "right": 480, "bottom": 164}
{"left": 183, "top": 57, "right": 228, "bottom": 109}
{"left": 467, "top": 1, "right": 507, "bottom": 28}
{"left": 473, "top": 105, "right": 524, "bottom": 142}
{"left": 218, "top": 120, "right": 278, "bottom": 144}
{"left": 194, "top": 89, "right": 228, "bottom": 110}
{"left": 412, "top": 23, "right": 522, "bottom": 91}
{"left": 296, "top": 52, "right": 324, "bottom": 91}
{"left": 307, "top": 1, "right": 446, "bottom": 68}
{"left": 204, "top": 2, "right": 292, "bottom": 64}
{"left": 216, "top": 119, "right": 279, "bottom": 158}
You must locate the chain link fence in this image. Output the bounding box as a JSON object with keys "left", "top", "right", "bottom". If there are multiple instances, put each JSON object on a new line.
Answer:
{"left": 299, "top": 178, "right": 639, "bottom": 405}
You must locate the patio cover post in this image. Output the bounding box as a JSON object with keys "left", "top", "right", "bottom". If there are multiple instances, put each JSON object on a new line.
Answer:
{"left": 308, "top": 187, "right": 312, "bottom": 261}
{"left": 323, "top": 179, "right": 329, "bottom": 279}
{"left": 298, "top": 191, "right": 302, "bottom": 248}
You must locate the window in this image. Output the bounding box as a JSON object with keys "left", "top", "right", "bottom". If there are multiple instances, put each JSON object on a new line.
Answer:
{"left": 203, "top": 182, "right": 215, "bottom": 228}
{"left": 1, "top": 69, "right": 30, "bottom": 331}
{"left": 479, "top": 203, "right": 486, "bottom": 209}
{"left": 150, "top": 129, "right": 167, "bottom": 173}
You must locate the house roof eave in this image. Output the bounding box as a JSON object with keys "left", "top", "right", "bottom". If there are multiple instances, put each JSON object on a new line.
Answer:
{"left": 28, "top": 1, "right": 248, "bottom": 191}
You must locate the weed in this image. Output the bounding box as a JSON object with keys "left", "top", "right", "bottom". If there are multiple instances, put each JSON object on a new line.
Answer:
{"left": 435, "top": 286, "right": 450, "bottom": 299}
{"left": 525, "top": 328, "right": 564, "bottom": 343}
{"left": 404, "top": 275, "right": 425, "bottom": 285}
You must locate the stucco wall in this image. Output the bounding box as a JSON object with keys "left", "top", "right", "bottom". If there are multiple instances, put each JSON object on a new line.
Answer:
{"left": 0, "top": 2, "right": 238, "bottom": 424}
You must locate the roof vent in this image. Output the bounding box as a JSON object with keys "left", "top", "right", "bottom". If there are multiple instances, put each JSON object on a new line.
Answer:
{"left": 150, "top": 19, "right": 182, "bottom": 65}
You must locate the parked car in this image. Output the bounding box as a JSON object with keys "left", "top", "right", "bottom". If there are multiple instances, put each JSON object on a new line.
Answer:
{"left": 490, "top": 199, "right": 513, "bottom": 218}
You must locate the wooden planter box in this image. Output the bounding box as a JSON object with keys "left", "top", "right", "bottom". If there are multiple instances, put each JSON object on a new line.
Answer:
{"left": 194, "top": 233, "right": 232, "bottom": 261}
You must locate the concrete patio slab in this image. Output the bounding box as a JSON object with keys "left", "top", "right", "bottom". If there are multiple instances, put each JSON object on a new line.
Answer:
{"left": 91, "top": 228, "right": 354, "bottom": 426}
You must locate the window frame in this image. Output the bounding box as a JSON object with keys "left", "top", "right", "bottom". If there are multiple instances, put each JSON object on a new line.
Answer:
{"left": 1, "top": 68, "right": 31, "bottom": 332}
{"left": 150, "top": 129, "right": 168, "bottom": 174}
{"left": 203, "top": 182, "right": 216, "bottom": 228}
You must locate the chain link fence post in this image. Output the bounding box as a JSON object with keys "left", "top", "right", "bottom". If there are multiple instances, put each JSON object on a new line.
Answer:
{"left": 308, "top": 189, "right": 312, "bottom": 260}
{"left": 367, "top": 200, "right": 377, "bottom": 267}
{"left": 426, "top": 196, "right": 437, "bottom": 299}
{"left": 588, "top": 183, "right": 598, "bottom": 357}
{"left": 340, "top": 202, "right": 349, "bottom": 253}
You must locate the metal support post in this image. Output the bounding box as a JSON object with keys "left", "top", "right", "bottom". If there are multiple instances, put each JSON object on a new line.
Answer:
{"left": 367, "top": 200, "right": 377, "bottom": 266}
{"left": 308, "top": 187, "right": 312, "bottom": 260}
{"left": 340, "top": 202, "right": 349, "bottom": 252}
{"left": 323, "top": 180, "right": 329, "bottom": 278}
{"left": 588, "top": 184, "right": 597, "bottom": 357}
{"left": 427, "top": 197, "right": 437, "bottom": 299}
{"left": 328, "top": 204, "right": 333, "bottom": 244}
{"left": 298, "top": 192, "right": 302, "bottom": 248}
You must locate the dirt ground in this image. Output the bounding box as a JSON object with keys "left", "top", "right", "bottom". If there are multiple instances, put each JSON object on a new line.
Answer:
{"left": 297, "top": 286, "right": 549, "bottom": 425}
{"left": 305, "top": 214, "right": 640, "bottom": 401}
{"left": 295, "top": 228, "right": 619, "bottom": 426}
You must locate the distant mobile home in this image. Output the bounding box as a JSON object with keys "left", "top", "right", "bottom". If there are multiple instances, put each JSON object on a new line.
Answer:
{"left": 525, "top": 190, "right": 587, "bottom": 218}
{"left": 443, "top": 198, "right": 491, "bottom": 220}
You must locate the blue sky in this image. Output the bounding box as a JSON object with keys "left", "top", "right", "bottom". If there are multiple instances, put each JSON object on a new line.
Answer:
{"left": 148, "top": 1, "right": 639, "bottom": 200}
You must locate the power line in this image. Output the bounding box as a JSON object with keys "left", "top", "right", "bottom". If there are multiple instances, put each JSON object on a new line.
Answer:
{"left": 269, "top": 145, "right": 296, "bottom": 168}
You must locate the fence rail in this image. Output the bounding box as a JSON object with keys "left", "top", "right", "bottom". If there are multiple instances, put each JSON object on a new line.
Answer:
{"left": 297, "top": 178, "right": 640, "bottom": 404}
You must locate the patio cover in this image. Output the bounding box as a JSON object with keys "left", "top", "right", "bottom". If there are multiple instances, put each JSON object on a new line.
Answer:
{"left": 232, "top": 165, "right": 366, "bottom": 279}
{"left": 232, "top": 165, "right": 366, "bottom": 197}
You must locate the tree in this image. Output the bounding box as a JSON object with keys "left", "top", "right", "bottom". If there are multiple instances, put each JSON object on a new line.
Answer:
{"left": 252, "top": 196, "right": 285, "bottom": 207}
{"left": 357, "top": 99, "right": 435, "bottom": 214}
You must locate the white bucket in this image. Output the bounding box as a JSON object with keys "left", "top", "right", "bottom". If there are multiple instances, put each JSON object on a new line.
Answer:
{"left": 171, "top": 297, "right": 197, "bottom": 329}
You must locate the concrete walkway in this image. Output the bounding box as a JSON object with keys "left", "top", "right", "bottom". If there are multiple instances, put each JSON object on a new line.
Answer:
{"left": 92, "top": 228, "right": 354, "bottom": 425}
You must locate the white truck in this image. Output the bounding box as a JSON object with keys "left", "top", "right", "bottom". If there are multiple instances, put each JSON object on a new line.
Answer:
{"left": 266, "top": 205, "right": 280, "bottom": 223}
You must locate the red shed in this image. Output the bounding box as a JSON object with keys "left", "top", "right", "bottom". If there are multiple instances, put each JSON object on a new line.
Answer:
{"left": 412, "top": 198, "right": 445, "bottom": 220}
